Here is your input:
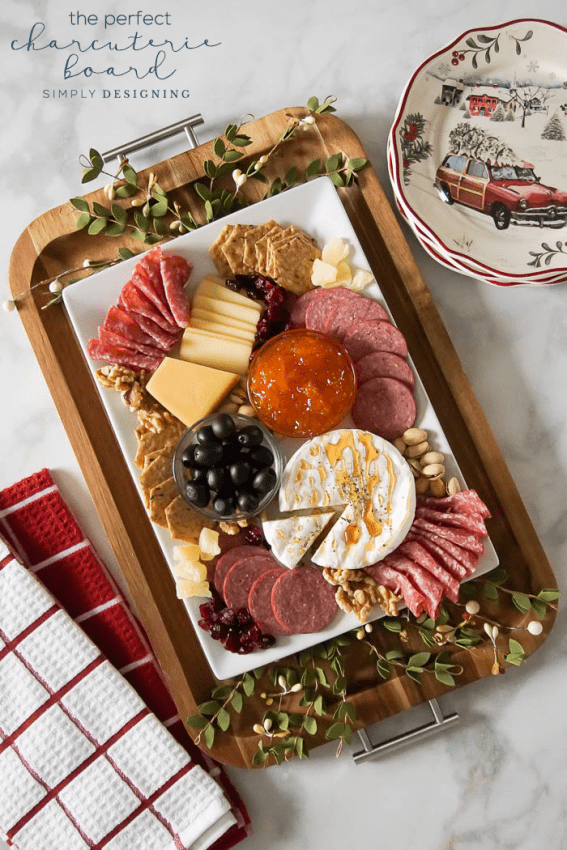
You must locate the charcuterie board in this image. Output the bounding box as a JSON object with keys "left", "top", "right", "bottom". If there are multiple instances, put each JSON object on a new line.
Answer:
{"left": 9, "top": 107, "right": 557, "bottom": 768}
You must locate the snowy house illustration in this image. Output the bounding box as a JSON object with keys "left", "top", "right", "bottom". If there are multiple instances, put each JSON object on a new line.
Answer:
{"left": 466, "top": 86, "right": 517, "bottom": 117}
{"left": 441, "top": 79, "right": 464, "bottom": 106}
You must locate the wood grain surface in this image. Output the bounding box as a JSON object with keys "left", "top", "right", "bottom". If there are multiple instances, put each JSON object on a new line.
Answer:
{"left": 9, "top": 107, "right": 557, "bottom": 768}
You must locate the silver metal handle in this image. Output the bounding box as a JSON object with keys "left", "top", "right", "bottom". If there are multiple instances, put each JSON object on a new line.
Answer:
{"left": 101, "top": 114, "right": 204, "bottom": 163}
{"left": 352, "top": 699, "right": 459, "bottom": 764}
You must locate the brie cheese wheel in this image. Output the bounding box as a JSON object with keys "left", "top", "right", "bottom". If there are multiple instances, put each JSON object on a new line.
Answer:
{"left": 279, "top": 429, "right": 415, "bottom": 569}
{"left": 263, "top": 511, "right": 336, "bottom": 568}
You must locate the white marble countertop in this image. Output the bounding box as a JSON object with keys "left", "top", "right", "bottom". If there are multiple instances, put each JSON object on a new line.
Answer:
{"left": 2, "top": 1, "right": 566, "bottom": 848}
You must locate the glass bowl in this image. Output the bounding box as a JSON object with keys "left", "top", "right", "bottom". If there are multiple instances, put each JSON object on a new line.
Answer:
{"left": 247, "top": 329, "right": 357, "bottom": 438}
{"left": 172, "top": 413, "right": 283, "bottom": 522}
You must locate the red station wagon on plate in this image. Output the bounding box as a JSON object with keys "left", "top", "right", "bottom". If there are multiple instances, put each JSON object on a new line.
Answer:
{"left": 434, "top": 154, "right": 567, "bottom": 230}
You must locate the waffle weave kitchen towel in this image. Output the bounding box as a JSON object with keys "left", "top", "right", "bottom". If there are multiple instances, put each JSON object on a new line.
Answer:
{"left": 0, "top": 469, "right": 251, "bottom": 850}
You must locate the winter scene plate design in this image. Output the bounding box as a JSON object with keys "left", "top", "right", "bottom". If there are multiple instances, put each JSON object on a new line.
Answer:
{"left": 389, "top": 19, "right": 567, "bottom": 285}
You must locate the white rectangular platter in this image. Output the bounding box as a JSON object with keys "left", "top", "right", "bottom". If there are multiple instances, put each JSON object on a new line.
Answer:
{"left": 63, "top": 176, "right": 498, "bottom": 680}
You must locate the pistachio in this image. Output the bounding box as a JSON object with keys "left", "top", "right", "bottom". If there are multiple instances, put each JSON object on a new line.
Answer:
{"left": 447, "top": 476, "right": 461, "bottom": 495}
{"left": 415, "top": 476, "right": 430, "bottom": 495}
{"left": 238, "top": 404, "right": 256, "bottom": 418}
{"left": 421, "top": 463, "right": 445, "bottom": 479}
{"left": 402, "top": 427, "right": 428, "bottom": 446}
{"left": 394, "top": 437, "right": 407, "bottom": 455}
{"left": 405, "top": 440, "right": 430, "bottom": 458}
{"left": 430, "top": 477, "right": 447, "bottom": 497}
{"left": 419, "top": 451, "right": 444, "bottom": 466}
{"left": 217, "top": 401, "right": 239, "bottom": 414}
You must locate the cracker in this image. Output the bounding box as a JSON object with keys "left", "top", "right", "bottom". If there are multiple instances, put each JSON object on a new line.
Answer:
{"left": 266, "top": 228, "right": 314, "bottom": 278}
{"left": 166, "top": 495, "right": 212, "bottom": 544}
{"left": 271, "top": 236, "right": 322, "bottom": 295}
{"left": 221, "top": 224, "right": 253, "bottom": 275}
{"left": 148, "top": 477, "right": 180, "bottom": 528}
{"left": 242, "top": 220, "right": 278, "bottom": 270}
{"left": 134, "top": 421, "right": 184, "bottom": 468}
{"left": 209, "top": 224, "right": 235, "bottom": 277}
{"left": 139, "top": 454, "right": 174, "bottom": 507}
{"left": 255, "top": 224, "right": 284, "bottom": 274}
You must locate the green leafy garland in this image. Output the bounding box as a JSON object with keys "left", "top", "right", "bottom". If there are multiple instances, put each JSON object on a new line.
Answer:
{"left": 187, "top": 567, "right": 559, "bottom": 766}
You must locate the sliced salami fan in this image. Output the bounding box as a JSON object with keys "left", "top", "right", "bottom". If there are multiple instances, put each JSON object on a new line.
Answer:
{"left": 355, "top": 351, "right": 415, "bottom": 389}
{"left": 366, "top": 562, "right": 425, "bottom": 617}
{"left": 271, "top": 567, "right": 338, "bottom": 633}
{"left": 326, "top": 296, "right": 388, "bottom": 341}
{"left": 123, "top": 310, "right": 179, "bottom": 350}
{"left": 417, "top": 490, "right": 491, "bottom": 519}
{"left": 103, "top": 305, "right": 156, "bottom": 347}
{"left": 98, "top": 328, "right": 164, "bottom": 359}
{"left": 86, "top": 339, "right": 162, "bottom": 372}
{"left": 213, "top": 545, "right": 267, "bottom": 598}
{"left": 412, "top": 517, "right": 484, "bottom": 554}
{"left": 161, "top": 254, "right": 192, "bottom": 327}
{"left": 407, "top": 531, "right": 468, "bottom": 580}
{"left": 342, "top": 319, "right": 408, "bottom": 361}
{"left": 398, "top": 539, "right": 460, "bottom": 603}
{"left": 223, "top": 554, "right": 281, "bottom": 612}
{"left": 383, "top": 554, "right": 443, "bottom": 619}
{"left": 352, "top": 376, "right": 416, "bottom": 439}
{"left": 410, "top": 528, "right": 478, "bottom": 576}
{"left": 415, "top": 506, "right": 487, "bottom": 538}
{"left": 121, "top": 281, "right": 178, "bottom": 333}
{"left": 249, "top": 568, "right": 290, "bottom": 636}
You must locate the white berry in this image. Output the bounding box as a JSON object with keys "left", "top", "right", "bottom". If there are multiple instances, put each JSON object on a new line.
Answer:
{"left": 527, "top": 620, "right": 543, "bottom": 636}
{"left": 49, "top": 280, "right": 63, "bottom": 294}
{"left": 2, "top": 299, "right": 16, "bottom": 313}
{"left": 83, "top": 259, "right": 92, "bottom": 268}
{"left": 465, "top": 600, "right": 480, "bottom": 615}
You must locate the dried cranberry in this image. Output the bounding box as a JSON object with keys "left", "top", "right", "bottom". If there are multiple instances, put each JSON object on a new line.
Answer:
{"left": 198, "top": 618, "right": 210, "bottom": 632}
{"left": 242, "top": 524, "right": 266, "bottom": 546}
{"left": 225, "top": 278, "right": 240, "bottom": 292}
{"left": 265, "top": 287, "right": 285, "bottom": 307}
{"left": 236, "top": 608, "right": 252, "bottom": 626}
{"left": 209, "top": 623, "right": 228, "bottom": 641}
{"left": 223, "top": 629, "right": 241, "bottom": 653}
{"left": 242, "top": 624, "right": 261, "bottom": 642}
{"left": 255, "top": 319, "right": 271, "bottom": 340}
{"left": 260, "top": 634, "right": 276, "bottom": 649}
{"left": 218, "top": 608, "right": 237, "bottom": 626}
{"left": 265, "top": 304, "right": 285, "bottom": 322}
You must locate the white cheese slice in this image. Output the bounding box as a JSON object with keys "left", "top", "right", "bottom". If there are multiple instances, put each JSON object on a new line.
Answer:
{"left": 189, "top": 317, "right": 256, "bottom": 343}
{"left": 263, "top": 511, "right": 336, "bottom": 568}
{"left": 191, "top": 306, "right": 258, "bottom": 334}
{"left": 195, "top": 277, "right": 263, "bottom": 313}
{"left": 180, "top": 330, "right": 252, "bottom": 375}
{"left": 193, "top": 294, "right": 262, "bottom": 326}
{"left": 279, "top": 429, "right": 415, "bottom": 569}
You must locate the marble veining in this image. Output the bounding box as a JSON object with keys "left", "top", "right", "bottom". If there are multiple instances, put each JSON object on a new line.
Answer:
{"left": 1, "top": 1, "right": 567, "bottom": 848}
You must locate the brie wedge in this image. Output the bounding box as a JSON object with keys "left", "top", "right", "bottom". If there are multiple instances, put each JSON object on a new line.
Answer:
{"left": 279, "top": 429, "right": 415, "bottom": 570}
{"left": 263, "top": 511, "right": 336, "bottom": 568}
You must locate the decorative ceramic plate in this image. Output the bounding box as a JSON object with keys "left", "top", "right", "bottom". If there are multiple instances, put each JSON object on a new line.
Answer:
{"left": 389, "top": 19, "right": 567, "bottom": 286}
{"left": 63, "top": 177, "right": 498, "bottom": 679}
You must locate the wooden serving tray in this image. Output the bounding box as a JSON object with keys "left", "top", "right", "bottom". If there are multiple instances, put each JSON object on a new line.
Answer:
{"left": 9, "top": 107, "right": 557, "bottom": 768}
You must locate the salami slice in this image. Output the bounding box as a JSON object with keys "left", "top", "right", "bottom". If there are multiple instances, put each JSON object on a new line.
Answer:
{"left": 412, "top": 517, "right": 484, "bottom": 554}
{"left": 249, "top": 568, "right": 290, "bottom": 636}
{"left": 417, "top": 491, "right": 491, "bottom": 519}
{"left": 326, "top": 296, "right": 388, "bottom": 341}
{"left": 410, "top": 529, "right": 478, "bottom": 575}
{"left": 304, "top": 289, "right": 359, "bottom": 333}
{"left": 290, "top": 291, "right": 320, "bottom": 328}
{"left": 223, "top": 554, "right": 281, "bottom": 612}
{"left": 407, "top": 531, "right": 468, "bottom": 580}
{"left": 415, "top": 506, "right": 487, "bottom": 538}
{"left": 383, "top": 554, "right": 443, "bottom": 619}
{"left": 398, "top": 539, "right": 460, "bottom": 603}
{"left": 86, "top": 338, "right": 162, "bottom": 372}
{"left": 123, "top": 310, "right": 179, "bottom": 350}
{"left": 355, "top": 351, "right": 415, "bottom": 389}
{"left": 103, "top": 305, "right": 156, "bottom": 347}
{"left": 161, "top": 254, "right": 192, "bottom": 327}
{"left": 98, "top": 327, "right": 164, "bottom": 359}
{"left": 365, "top": 562, "right": 425, "bottom": 617}
{"left": 352, "top": 376, "right": 416, "bottom": 439}
{"left": 343, "top": 320, "right": 408, "bottom": 361}
{"left": 131, "top": 260, "right": 176, "bottom": 326}
{"left": 271, "top": 567, "right": 338, "bottom": 633}
{"left": 121, "top": 281, "right": 178, "bottom": 333}
{"left": 213, "top": 545, "right": 268, "bottom": 598}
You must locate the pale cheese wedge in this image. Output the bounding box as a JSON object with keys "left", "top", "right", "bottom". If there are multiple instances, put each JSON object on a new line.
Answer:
{"left": 146, "top": 358, "right": 239, "bottom": 427}
{"left": 191, "top": 306, "right": 258, "bottom": 334}
{"left": 196, "top": 277, "right": 263, "bottom": 313}
{"left": 263, "top": 511, "right": 336, "bottom": 568}
{"left": 193, "top": 293, "right": 262, "bottom": 326}
{"left": 182, "top": 325, "right": 248, "bottom": 348}
{"left": 189, "top": 317, "right": 256, "bottom": 343}
{"left": 180, "top": 330, "right": 252, "bottom": 375}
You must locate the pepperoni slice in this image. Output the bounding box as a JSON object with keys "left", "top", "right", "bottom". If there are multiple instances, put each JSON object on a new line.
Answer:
{"left": 271, "top": 567, "right": 338, "bottom": 634}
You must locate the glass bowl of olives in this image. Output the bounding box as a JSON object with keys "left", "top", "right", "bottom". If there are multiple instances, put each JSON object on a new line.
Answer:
{"left": 172, "top": 412, "right": 283, "bottom": 521}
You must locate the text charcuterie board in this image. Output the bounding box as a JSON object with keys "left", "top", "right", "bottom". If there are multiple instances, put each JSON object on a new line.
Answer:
{"left": 9, "top": 108, "right": 557, "bottom": 768}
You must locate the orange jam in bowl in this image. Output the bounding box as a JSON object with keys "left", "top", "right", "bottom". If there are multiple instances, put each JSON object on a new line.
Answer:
{"left": 247, "top": 329, "right": 357, "bottom": 438}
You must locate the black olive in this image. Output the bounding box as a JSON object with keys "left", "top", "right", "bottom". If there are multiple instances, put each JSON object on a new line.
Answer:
{"left": 237, "top": 424, "right": 264, "bottom": 448}
{"left": 212, "top": 495, "right": 236, "bottom": 516}
{"left": 196, "top": 425, "right": 219, "bottom": 445}
{"left": 185, "top": 481, "right": 210, "bottom": 508}
{"left": 191, "top": 467, "right": 207, "bottom": 482}
{"left": 249, "top": 445, "right": 274, "bottom": 468}
{"left": 252, "top": 468, "right": 277, "bottom": 494}
{"left": 237, "top": 492, "right": 260, "bottom": 513}
{"left": 210, "top": 413, "right": 237, "bottom": 441}
{"left": 181, "top": 446, "right": 196, "bottom": 467}
{"left": 229, "top": 462, "right": 252, "bottom": 486}
{"left": 193, "top": 443, "right": 224, "bottom": 468}
{"left": 206, "top": 468, "right": 225, "bottom": 493}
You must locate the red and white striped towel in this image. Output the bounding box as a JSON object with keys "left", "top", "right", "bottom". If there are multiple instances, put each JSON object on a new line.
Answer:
{"left": 0, "top": 470, "right": 251, "bottom": 850}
